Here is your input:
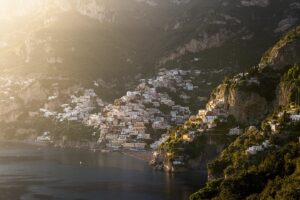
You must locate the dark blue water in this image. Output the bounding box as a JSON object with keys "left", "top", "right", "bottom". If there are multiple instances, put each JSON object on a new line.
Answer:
{"left": 0, "top": 142, "right": 207, "bottom": 200}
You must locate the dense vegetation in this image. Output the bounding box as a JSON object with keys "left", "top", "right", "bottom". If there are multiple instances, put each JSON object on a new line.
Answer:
{"left": 283, "top": 64, "right": 300, "bottom": 106}
{"left": 190, "top": 118, "right": 300, "bottom": 200}
{"left": 190, "top": 63, "right": 300, "bottom": 199}
{"left": 190, "top": 26, "right": 300, "bottom": 199}
{"left": 158, "top": 119, "right": 207, "bottom": 160}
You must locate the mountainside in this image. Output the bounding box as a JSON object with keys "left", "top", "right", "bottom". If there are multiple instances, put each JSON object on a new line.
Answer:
{"left": 207, "top": 26, "right": 300, "bottom": 124}
{"left": 151, "top": 26, "right": 300, "bottom": 173}
{"left": 186, "top": 26, "right": 300, "bottom": 199}
{"left": 0, "top": 0, "right": 299, "bottom": 100}
{"left": 0, "top": 0, "right": 299, "bottom": 165}
{"left": 0, "top": 1, "right": 300, "bottom": 199}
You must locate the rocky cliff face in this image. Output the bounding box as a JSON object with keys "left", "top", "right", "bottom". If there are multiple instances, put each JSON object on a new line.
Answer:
{"left": 209, "top": 83, "right": 271, "bottom": 124}
{"left": 226, "top": 87, "right": 270, "bottom": 124}
{"left": 276, "top": 81, "right": 293, "bottom": 107}
{"left": 207, "top": 26, "right": 300, "bottom": 125}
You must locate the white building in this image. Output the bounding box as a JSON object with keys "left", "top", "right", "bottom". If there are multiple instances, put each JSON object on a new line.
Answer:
{"left": 246, "top": 145, "right": 264, "bottom": 155}
{"left": 228, "top": 127, "right": 243, "bottom": 136}
{"left": 290, "top": 114, "right": 300, "bottom": 122}
{"left": 36, "top": 132, "right": 51, "bottom": 142}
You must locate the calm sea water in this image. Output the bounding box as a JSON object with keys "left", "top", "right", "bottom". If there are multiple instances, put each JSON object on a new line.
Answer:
{"left": 0, "top": 142, "right": 207, "bottom": 200}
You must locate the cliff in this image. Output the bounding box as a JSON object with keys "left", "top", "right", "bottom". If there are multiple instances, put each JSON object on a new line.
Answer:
{"left": 189, "top": 27, "right": 300, "bottom": 200}
{"left": 206, "top": 26, "right": 300, "bottom": 125}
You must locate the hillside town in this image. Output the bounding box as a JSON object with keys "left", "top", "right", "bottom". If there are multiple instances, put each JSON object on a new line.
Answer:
{"left": 0, "top": 67, "right": 229, "bottom": 152}
{"left": 38, "top": 68, "right": 211, "bottom": 150}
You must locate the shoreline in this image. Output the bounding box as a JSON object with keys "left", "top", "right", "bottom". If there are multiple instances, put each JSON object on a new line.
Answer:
{"left": 0, "top": 140, "right": 154, "bottom": 162}
{"left": 122, "top": 151, "right": 153, "bottom": 162}
{"left": 0, "top": 139, "right": 51, "bottom": 147}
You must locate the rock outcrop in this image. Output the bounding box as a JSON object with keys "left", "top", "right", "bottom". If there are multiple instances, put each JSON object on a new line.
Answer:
{"left": 207, "top": 26, "right": 300, "bottom": 125}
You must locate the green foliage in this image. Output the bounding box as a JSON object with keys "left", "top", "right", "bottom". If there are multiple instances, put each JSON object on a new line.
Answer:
{"left": 184, "top": 135, "right": 207, "bottom": 158}
{"left": 190, "top": 179, "right": 223, "bottom": 200}
{"left": 190, "top": 28, "right": 300, "bottom": 200}
{"left": 283, "top": 64, "right": 300, "bottom": 105}
{"left": 215, "top": 115, "right": 238, "bottom": 131}
{"left": 190, "top": 103, "right": 300, "bottom": 200}
{"left": 191, "top": 140, "right": 300, "bottom": 200}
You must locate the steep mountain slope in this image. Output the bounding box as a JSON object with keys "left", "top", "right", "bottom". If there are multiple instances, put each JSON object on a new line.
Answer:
{"left": 188, "top": 26, "right": 300, "bottom": 200}
{"left": 151, "top": 26, "right": 300, "bottom": 173}
{"left": 0, "top": 0, "right": 299, "bottom": 100}
{"left": 0, "top": 1, "right": 300, "bottom": 153}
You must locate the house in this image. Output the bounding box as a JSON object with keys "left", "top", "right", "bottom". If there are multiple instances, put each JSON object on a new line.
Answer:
{"left": 106, "top": 142, "right": 122, "bottom": 150}
{"left": 152, "top": 121, "right": 164, "bottom": 129}
{"left": 246, "top": 145, "right": 263, "bottom": 155}
{"left": 134, "top": 122, "right": 145, "bottom": 128}
{"left": 36, "top": 132, "right": 51, "bottom": 143}
{"left": 122, "top": 142, "right": 146, "bottom": 150}
{"left": 290, "top": 113, "right": 300, "bottom": 122}
{"left": 185, "top": 82, "right": 194, "bottom": 91}
{"left": 262, "top": 140, "right": 270, "bottom": 148}
{"left": 118, "top": 135, "right": 128, "bottom": 142}
{"left": 204, "top": 111, "right": 218, "bottom": 124}
{"left": 182, "top": 134, "right": 192, "bottom": 142}
{"left": 269, "top": 122, "right": 280, "bottom": 134}
{"left": 228, "top": 127, "right": 243, "bottom": 136}
{"left": 197, "top": 128, "right": 205, "bottom": 133}
{"left": 152, "top": 102, "right": 160, "bottom": 107}
{"left": 207, "top": 122, "right": 217, "bottom": 129}
{"left": 137, "top": 133, "right": 151, "bottom": 140}
{"left": 170, "top": 111, "right": 177, "bottom": 118}
{"left": 198, "top": 110, "right": 206, "bottom": 118}
{"left": 105, "top": 134, "right": 118, "bottom": 140}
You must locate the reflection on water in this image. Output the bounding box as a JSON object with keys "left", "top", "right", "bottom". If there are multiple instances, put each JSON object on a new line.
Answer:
{"left": 0, "top": 142, "right": 207, "bottom": 200}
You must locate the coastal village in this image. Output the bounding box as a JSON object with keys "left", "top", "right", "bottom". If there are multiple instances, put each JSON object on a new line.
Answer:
{"left": 0, "top": 67, "right": 227, "bottom": 152}
{"left": 2, "top": 68, "right": 299, "bottom": 157}
{"left": 37, "top": 68, "right": 215, "bottom": 151}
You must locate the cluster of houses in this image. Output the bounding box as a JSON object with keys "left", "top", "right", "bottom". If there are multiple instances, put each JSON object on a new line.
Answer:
{"left": 268, "top": 106, "right": 300, "bottom": 134}
{"left": 38, "top": 69, "right": 203, "bottom": 151}
{"left": 246, "top": 106, "right": 300, "bottom": 155}
{"left": 196, "top": 98, "right": 243, "bottom": 135}
{"left": 94, "top": 69, "right": 195, "bottom": 150}
{"left": 197, "top": 98, "right": 228, "bottom": 128}
{"left": 40, "top": 89, "right": 105, "bottom": 122}
{"left": 246, "top": 140, "right": 270, "bottom": 155}
{"left": 231, "top": 72, "right": 261, "bottom": 87}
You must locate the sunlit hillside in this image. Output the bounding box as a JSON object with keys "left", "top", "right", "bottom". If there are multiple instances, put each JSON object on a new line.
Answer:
{"left": 0, "top": 0, "right": 298, "bottom": 82}
{"left": 0, "top": 1, "right": 299, "bottom": 200}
